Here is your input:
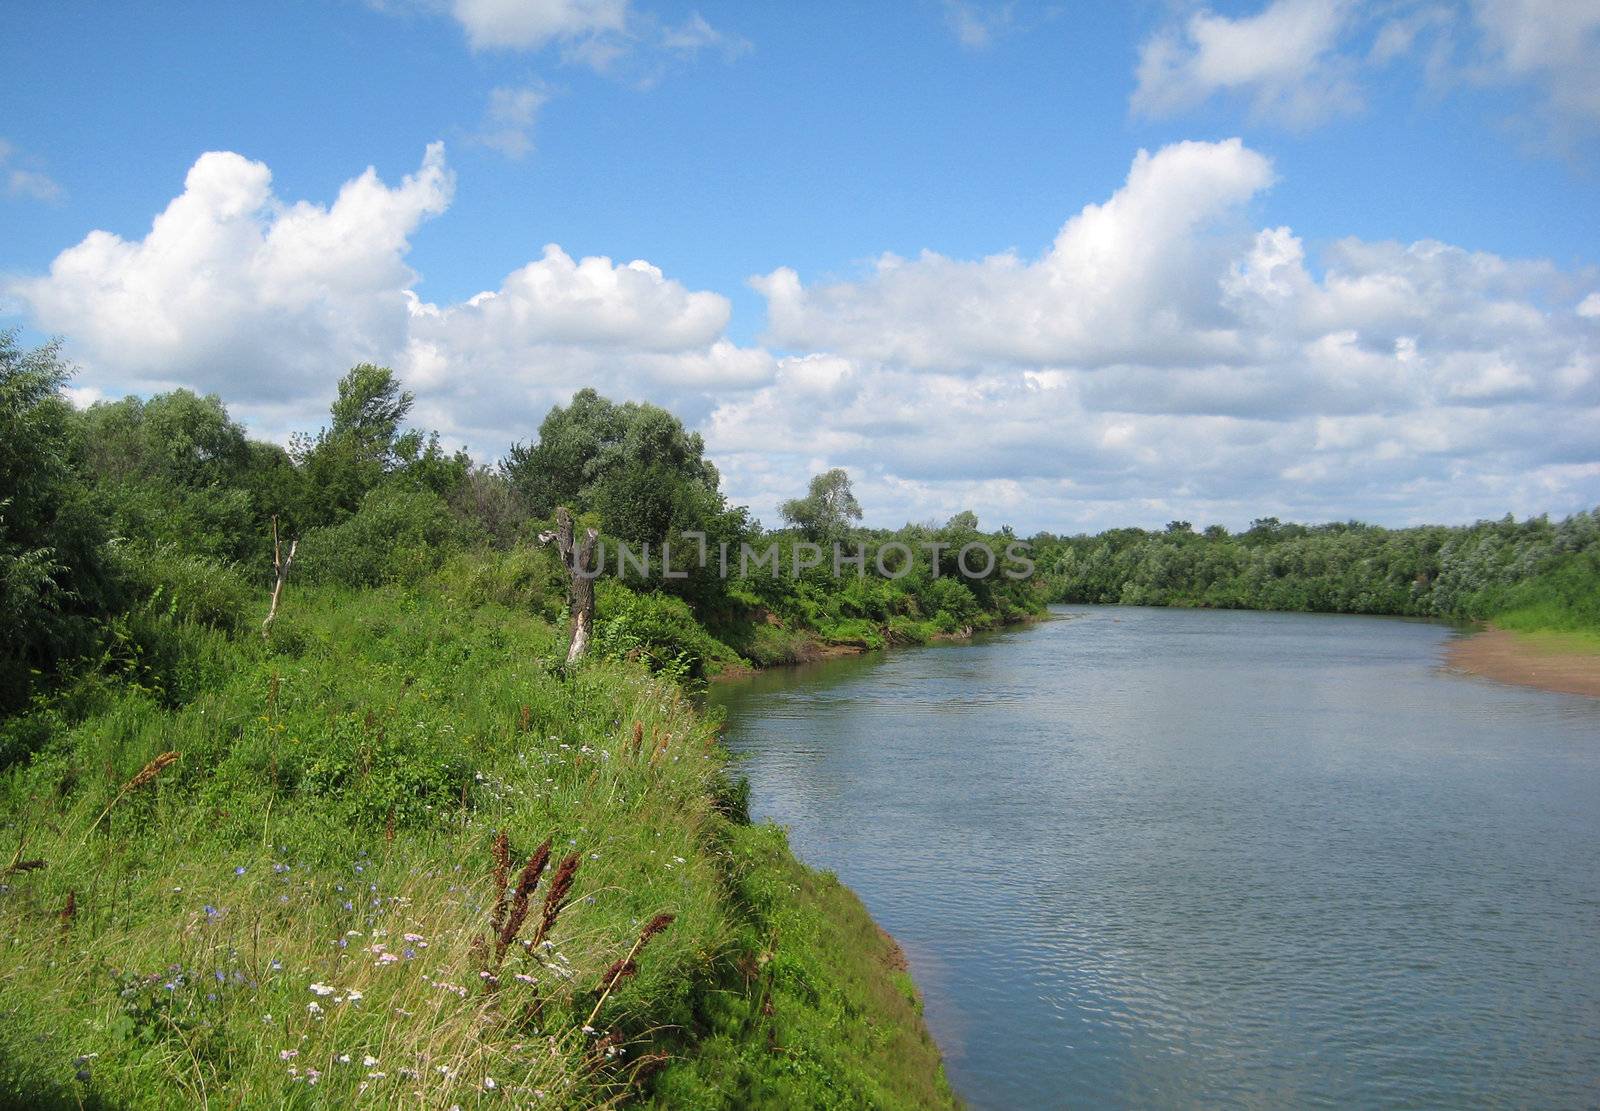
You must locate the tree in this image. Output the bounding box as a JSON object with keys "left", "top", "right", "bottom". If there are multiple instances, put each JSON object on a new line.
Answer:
{"left": 0, "top": 332, "right": 115, "bottom": 708}
{"left": 331, "top": 363, "right": 413, "bottom": 453}
{"left": 77, "top": 389, "right": 260, "bottom": 561}
{"left": 294, "top": 365, "right": 464, "bottom": 528}
{"left": 503, "top": 389, "right": 721, "bottom": 544}
{"left": 781, "top": 469, "right": 863, "bottom": 544}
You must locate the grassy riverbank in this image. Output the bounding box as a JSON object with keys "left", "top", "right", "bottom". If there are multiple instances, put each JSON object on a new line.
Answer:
{"left": 0, "top": 583, "right": 956, "bottom": 1108}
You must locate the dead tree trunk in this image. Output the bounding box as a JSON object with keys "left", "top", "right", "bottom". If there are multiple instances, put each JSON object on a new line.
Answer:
{"left": 541, "top": 507, "right": 599, "bottom": 664}
{"left": 261, "top": 515, "right": 297, "bottom": 640}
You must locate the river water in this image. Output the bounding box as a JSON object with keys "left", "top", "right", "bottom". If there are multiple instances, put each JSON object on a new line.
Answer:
{"left": 709, "top": 606, "right": 1600, "bottom": 1109}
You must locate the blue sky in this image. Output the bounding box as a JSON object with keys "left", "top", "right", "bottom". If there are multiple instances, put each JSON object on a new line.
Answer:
{"left": 3, "top": 0, "right": 1598, "bottom": 532}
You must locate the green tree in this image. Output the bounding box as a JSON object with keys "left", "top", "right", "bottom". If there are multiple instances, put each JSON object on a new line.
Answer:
{"left": 294, "top": 364, "right": 465, "bottom": 527}
{"left": 781, "top": 469, "right": 863, "bottom": 544}
{"left": 0, "top": 332, "right": 115, "bottom": 708}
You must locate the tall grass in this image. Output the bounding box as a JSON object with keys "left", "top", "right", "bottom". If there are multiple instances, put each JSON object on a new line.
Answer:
{"left": 0, "top": 578, "right": 955, "bottom": 1108}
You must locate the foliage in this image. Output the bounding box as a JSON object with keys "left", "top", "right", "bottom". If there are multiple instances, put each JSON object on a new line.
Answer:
{"left": 0, "top": 580, "right": 951, "bottom": 1109}
{"left": 1035, "top": 508, "right": 1600, "bottom": 633}
{"left": 780, "top": 468, "right": 863, "bottom": 545}
{"left": 0, "top": 332, "right": 117, "bottom": 711}
{"left": 295, "top": 486, "right": 471, "bottom": 588}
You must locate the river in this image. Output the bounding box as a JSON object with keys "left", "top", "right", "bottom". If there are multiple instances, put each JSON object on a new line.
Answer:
{"left": 709, "top": 606, "right": 1600, "bottom": 1109}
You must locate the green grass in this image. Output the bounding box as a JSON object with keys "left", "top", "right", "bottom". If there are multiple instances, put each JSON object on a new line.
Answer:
{"left": 0, "top": 581, "right": 955, "bottom": 1109}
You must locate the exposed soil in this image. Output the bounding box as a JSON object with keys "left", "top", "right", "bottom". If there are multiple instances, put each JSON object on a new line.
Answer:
{"left": 1445, "top": 626, "right": 1600, "bottom": 699}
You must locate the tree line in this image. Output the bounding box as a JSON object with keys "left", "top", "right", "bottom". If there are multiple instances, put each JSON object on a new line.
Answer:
{"left": 0, "top": 333, "right": 1040, "bottom": 715}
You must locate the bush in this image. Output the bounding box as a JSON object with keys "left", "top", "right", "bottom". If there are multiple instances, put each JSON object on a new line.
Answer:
{"left": 296, "top": 487, "right": 468, "bottom": 587}
{"left": 434, "top": 545, "right": 563, "bottom": 617}
{"left": 742, "top": 623, "right": 816, "bottom": 668}
{"left": 595, "top": 583, "right": 732, "bottom": 679}
{"left": 116, "top": 543, "right": 255, "bottom": 633}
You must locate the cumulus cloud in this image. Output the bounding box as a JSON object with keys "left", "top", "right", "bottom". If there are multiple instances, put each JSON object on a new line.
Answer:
{"left": 11, "top": 144, "right": 452, "bottom": 408}
{"left": 7, "top": 138, "right": 1597, "bottom": 531}
{"left": 717, "top": 138, "right": 1599, "bottom": 529}
{"left": 755, "top": 139, "right": 1276, "bottom": 369}
{"left": 7, "top": 144, "right": 771, "bottom": 448}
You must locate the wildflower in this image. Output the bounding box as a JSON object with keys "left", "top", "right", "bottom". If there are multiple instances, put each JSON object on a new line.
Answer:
{"left": 402, "top": 932, "right": 426, "bottom": 944}
{"left": 279, "top": 1050, "right": 298, "bottom": 1060}
{"left": 485, "top": 1077, "right": 498, "bottom": 1090}
{"left": 270, "top": 958, "right": 283, "bottom": 971}
{"left": 273, "top": 863, "right": 290, "bottom": 874}
{"left": 308, "top": 983, "right": 336, "bottom": 996}
{"left": 234, "top": 866, "right": 246, "bottom": 876}
{"left": 514, "top": 973, "right": 536, "bottom": 984}
{"left": 343, "top": 901, "right": 354, "bottom": 912}
{"left": 307, "top": 1002, "right": 324, "bottom": 1017}
{"left": 337, "top": 1054, "right": 352, "bottom": 1065}
{"left": 403, "top": 947, "right": 416, "bottom": 959}
{"left": 362, "top": 1055, "right": 379, "bottom": 1068}
{"left": 376, "top": 951, "right": 399, "bottom": 965}
{"left": 262, "top": 1014, "right": 273, "bottom": 1023}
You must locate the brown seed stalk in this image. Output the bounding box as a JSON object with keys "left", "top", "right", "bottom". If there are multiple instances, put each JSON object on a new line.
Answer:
{"left": 83, "top": 752, "right": 180, "bottom": 840}
{"left": 497, "top": 838, "right": 552, "bottom": 957}
{"left": 530, "top": 852, "right": 581, "bottom": 948}
{"left": 585, "top": 911, "right": 674, "bottom": 1027}
{"left": 122, "top": 752, "right": 179, "bottom": 793}
{"left": 489, "top": 830, "right": 511, "bottom": 936}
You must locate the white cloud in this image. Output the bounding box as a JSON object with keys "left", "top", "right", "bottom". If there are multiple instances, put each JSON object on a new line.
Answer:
{"left": 1, "top": 138, "right": 63, "bottom": 203}
{"left": 7, "top": 139, "right": 1597, "bottom": 532}
{"left": 943, "top": 1, "right": 1014, "bottom": 50}
{"left": 1132, "top": 0, "right": 1361, "bottom": 127}
{"left": 657, "top": 12, "right": 749, "bottom": 59}
{"left": 1469, "top": 0, "right": 1600, "bottom": 134}
{"left": 755, "top": 139, "right": 1276, "bottom": 369}
{"left": 471, "top": 85, "right": 549, "bottom": 159}
{"left": 716, "top": 138, "right": 1600, "bottom": 529}
{"left": 7, "top": 143, "right": 771, "bottom": 450}
{"left": 438, "top": 0, "right": 745, "bottom": 77}
{"left": 1131, "top": 0, "right": 1600, "bottom": 141}
{"left": 450, "top": 0, "right": 627, "bottom": 50}
{"left": 11, "top": 145, "right": 453, "bottom": 406}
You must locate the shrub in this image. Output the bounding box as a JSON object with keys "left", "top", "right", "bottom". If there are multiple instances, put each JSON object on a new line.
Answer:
{"left": 296, "top": 487, "right": 468, "bottom": 587}
{"left": 595, "top": 583, "right": 731, "bottom": 679}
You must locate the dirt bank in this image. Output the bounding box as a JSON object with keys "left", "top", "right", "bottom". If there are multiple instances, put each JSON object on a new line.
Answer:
{"left": 1445, "top": 626, "right": 1600, "bottom": 698}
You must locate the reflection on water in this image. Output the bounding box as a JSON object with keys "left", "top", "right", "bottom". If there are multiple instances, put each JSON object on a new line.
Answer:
{"left": 711, "top": 606, "right": 1600, "bottom": 1109}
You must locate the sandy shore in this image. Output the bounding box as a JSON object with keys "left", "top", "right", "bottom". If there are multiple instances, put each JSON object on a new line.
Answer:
{"left": 1445, "top": 626, "right": 1600, "bottom": 698}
